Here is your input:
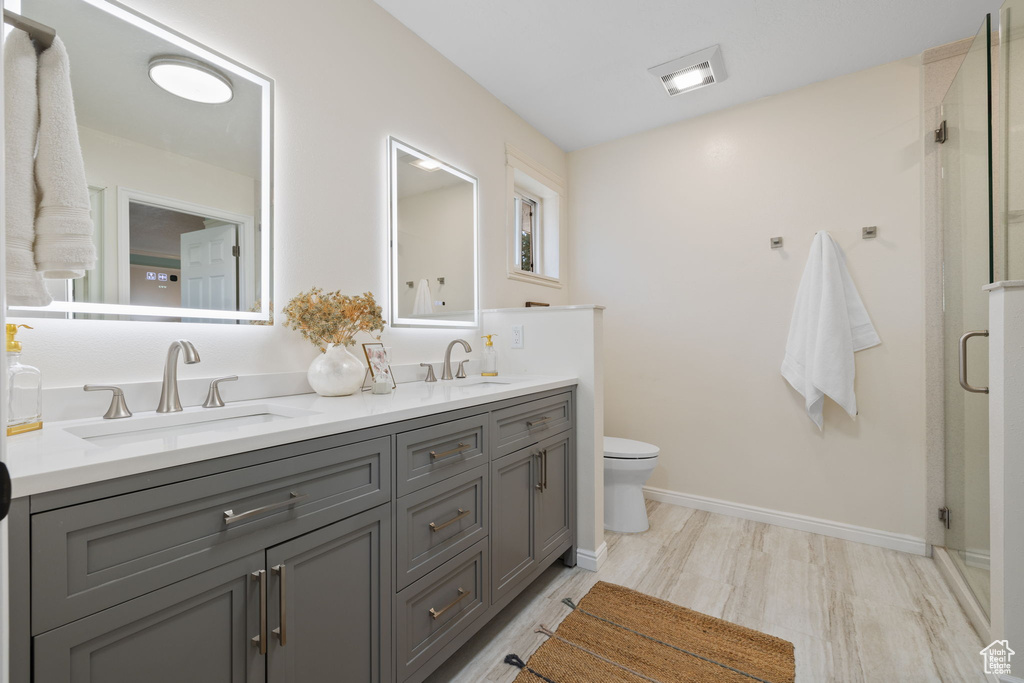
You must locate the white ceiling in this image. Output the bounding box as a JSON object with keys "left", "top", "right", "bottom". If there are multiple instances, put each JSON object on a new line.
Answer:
{"left": 373, "top": 0, "right": 1003, "bottom": 151}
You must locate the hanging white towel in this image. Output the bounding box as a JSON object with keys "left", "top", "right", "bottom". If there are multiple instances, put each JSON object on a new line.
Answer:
{"left": 413, "top": 278, "right": 433, "bottom": 315}
{"left": 781, "top": 231, "right": 880, "bottom": 429}
{"left": 4, "top": 30, "right": 51, "bottom": 306}
{"left": 34, "top": 36, "right": 96, "bottom": 279}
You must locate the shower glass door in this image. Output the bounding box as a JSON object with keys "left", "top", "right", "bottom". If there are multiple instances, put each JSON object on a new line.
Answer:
{"left": 940, "top": 14, "right": 992, "bottom": 616}
{"left": 1000, "top": 0, "right": 1024, "bottom": 280}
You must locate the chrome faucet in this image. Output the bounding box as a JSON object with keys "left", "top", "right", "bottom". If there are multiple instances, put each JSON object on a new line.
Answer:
{"left": 441, "top": 339, "right": 471, "bottom": 380}
{"left": 157, "top": 340, "right": 201, "bottom": 413}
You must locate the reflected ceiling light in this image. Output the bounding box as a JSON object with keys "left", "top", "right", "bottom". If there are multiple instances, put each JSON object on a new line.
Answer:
{"left": 148, "top": 56, "right": 233, "bottom": 104}
{"left": 649, "top": 45, "right": 727, "bottom": 97}
{"left": 411, "top": 157, "right": 442, "bottom": 172}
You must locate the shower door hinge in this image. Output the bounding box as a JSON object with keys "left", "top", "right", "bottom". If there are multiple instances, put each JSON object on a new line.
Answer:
{"left": 938, "top": 506, "right": 951, "bottom": 529}
{"left": 935, "top": 120, "right": 947, "bottom": 144}
{"left": 232, "top": 245, "right": 240, "bottom": 257}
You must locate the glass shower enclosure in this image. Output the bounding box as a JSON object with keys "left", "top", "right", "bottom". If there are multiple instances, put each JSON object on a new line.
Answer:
{"left": 940, "top": 1, "right": 1024, "bottom": 618}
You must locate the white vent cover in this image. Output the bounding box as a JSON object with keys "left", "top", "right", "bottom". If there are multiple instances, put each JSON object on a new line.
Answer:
{"left": 648, "top": 45, "right": 727, "bottom": 97}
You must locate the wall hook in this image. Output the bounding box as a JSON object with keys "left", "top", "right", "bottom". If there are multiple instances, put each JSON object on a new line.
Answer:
{"left": 862, "top": 226, "right": 878, "bottom": 239}
{"left": 770, "top": 237, "right": 783, "bottom": 249}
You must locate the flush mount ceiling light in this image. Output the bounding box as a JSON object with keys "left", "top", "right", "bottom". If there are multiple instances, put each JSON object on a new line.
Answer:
{"left": 410, "top": 157, "right": 442, "bottom": 172}
{"left": 648, "top": 45, "right": 727, "bottom": 97}
{"left": 148, "top": 56, "right": 233, "bottom": 104}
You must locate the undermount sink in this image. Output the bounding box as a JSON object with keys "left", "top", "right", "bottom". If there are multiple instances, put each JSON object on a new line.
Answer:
{"left": 65, "top": 403, "right": 318, "bottom": 447}
{"left": 454, "top": 377, "right": 516, "bottom": 386}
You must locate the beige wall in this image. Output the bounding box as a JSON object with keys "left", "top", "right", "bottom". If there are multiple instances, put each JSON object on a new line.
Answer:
{"left": 569, "top": 56, "right": 928, "bottom": 538}
{"left": 11, "top": 0, "right": 568, "bottom": 388}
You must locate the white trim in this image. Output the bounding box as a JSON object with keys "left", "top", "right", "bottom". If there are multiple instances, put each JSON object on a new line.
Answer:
{"left": 933, "top": 546, "right": 992, "bottom": 645}
{"left": 117, "top": 187, "right": 255, "bottom": 309}
{"left": 506, "top": 270, "right": 564, "bottom": 288}
{"left": 966, "top": 548, "right": 992, "bottom": 571}
{"left": 482, "top": 304, "right": 605, "bottom": 313}
{"left": 505, "top": 144, "right": 565, "bottom": 195}
{"left": 576, "top": 542, "right": 607, "bottom": 572}
{"left": 644, "top": 486, "right": 929, "bottom": 556}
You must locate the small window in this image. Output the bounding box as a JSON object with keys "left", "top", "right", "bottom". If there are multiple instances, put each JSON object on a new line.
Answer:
{"left": 515, "top": 190, "right": 540, "bottom": 273}
{"left": 506, "top": 145, "right": 564, "bottom": 288}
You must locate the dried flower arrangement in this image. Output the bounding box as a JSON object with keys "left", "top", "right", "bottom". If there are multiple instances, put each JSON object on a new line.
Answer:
{"left": 248, "top": 299, "right": 273, "bottom": 325}
{"left": 282, "top": 288, "right": 384, "bottom": 352}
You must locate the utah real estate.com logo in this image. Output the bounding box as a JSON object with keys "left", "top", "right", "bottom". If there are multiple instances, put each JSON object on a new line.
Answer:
{"left": 980, "top": 640, "right": 1015, "bottom": 676}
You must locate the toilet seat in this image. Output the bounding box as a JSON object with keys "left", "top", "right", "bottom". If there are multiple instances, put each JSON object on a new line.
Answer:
{"left": 604, "top": 436, "right": 659, "bottom": 460}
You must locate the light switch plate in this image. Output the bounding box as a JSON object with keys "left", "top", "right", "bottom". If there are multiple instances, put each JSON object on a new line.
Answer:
{"left": 511, "top": 325, "right": 524, "bottom": 349}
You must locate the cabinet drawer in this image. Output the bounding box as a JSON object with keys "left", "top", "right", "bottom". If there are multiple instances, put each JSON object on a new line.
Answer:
{"left": 397, "top": 414, "right": 487, "bottom": 496}
{"left": 491, "top": 393, "right": 572, "bottom": 458}
{"left": 396, "top": 539, "right": 489, "bottom": 682}
{"left": 32, "top": 436, "right": 390, "bottom": 634}
{"left": 396, "top": 466, "right": 488, "bottom": 590}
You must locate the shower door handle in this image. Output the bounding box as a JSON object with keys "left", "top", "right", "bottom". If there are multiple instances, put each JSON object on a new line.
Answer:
{"left": 958, "top": 330, "right": 989, "bottom": 394}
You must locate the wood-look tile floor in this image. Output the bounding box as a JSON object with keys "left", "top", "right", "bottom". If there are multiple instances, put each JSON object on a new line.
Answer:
{"left": 424, "top": 501, "right": 994, "bottom": 683}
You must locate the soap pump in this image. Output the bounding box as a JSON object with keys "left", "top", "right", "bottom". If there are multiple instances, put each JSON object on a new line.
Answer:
{"left": 480, "top": 334, "right": 498, "bottom": 377}
{"left": 6, "top": 324, "right": 42, "bottom": 436}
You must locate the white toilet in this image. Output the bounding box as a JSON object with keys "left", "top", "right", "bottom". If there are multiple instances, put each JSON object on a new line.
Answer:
{"left": 603, "top": 436, "right": 660, "bottom": 533}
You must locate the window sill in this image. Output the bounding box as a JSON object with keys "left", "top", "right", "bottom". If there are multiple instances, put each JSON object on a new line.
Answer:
{"left": 507, "top": 269, "right": 562, "bottom": 289}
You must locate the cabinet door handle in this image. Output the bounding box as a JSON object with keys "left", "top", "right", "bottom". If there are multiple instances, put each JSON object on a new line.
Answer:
{"left": 272, "top": 564, "right": 287, "bottom": 645}
{"left": 429, "top": 508, "right": 471, "bottom": 533}
{"left": 535, "top": 453, "right": 543, "bottom": 491}
{"left": 526, "top": 416, "right": 550, "bottom": 429}
{"left": 251, "top": 570, "right": 267, "bottom": 655}
{"left": 224, "top": 492, "right": 308, "bottom": 525}
{"left": 542, "top": 448, "right": 548, "bottom": 491}
{"left": 429, "top": 587, "right": 469, "bottom": 620}
{"left": 429, "top": 442, "right": 469, "bottom": 460}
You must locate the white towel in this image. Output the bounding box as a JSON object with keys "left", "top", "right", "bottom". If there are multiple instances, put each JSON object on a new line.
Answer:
{"left": 781, "top": 231, "right": 880, "bottom": 429}
{"left": 34, "top": 36, "right": 96, "bottom": 279}
{"left": 413, "top": 278, "right": 433, "bottom": 315}
{"left": 3, "top": 30, "right": 51, "bottom": 306}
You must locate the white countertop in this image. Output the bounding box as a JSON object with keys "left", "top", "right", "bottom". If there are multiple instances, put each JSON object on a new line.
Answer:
{"left": 7, "top": 375, "right": 577, "bottom": 497}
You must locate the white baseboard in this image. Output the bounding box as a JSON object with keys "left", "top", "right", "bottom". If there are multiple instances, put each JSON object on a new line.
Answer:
{"left": 643, "top": 486, "right": 929, "bottom": 556}
{"left": 576, "top": 542, "right": 607, "bottom": 572}
{"left": 965, "top": 548, "right": 991, "bottom": 571}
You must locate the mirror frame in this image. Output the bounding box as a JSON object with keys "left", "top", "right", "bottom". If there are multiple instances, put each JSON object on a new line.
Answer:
{"left": 7, "top": 0, "right": 274, "bottom": 323}
{"left": 388, "top": 136, "right": 479, "bottom": 329}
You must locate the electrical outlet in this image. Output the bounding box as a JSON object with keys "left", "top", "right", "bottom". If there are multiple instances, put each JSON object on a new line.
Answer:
{"left": 511, "top": 324, "right": 524, "bottom": 349}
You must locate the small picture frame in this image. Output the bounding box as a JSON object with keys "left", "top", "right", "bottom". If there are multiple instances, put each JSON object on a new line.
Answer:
{"left": 362, "top": 342, "right": 396, "bottom": 390}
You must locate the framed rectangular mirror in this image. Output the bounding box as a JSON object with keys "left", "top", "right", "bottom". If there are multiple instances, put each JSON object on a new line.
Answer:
{"left": 7, "top": 0, "right": 273, "bottom": 323}
{"left": 388, "top": 137, "right": 478, "bottom": 328}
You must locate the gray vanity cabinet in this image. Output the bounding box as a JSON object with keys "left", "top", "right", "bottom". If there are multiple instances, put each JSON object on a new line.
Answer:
{"left": 490, "top": 430, "right": 576, "bottom": 606}
{"left": 490, "top": 446, "right": 538, "bottom": 604}
{"left": 265, "top": 505, "right": 390, "bottom": 683}
{"left": 34, "top": 551, "right": 267, "bottom": 683}
{"left": 12, "top": 386, "right": 576, "bottom": 683}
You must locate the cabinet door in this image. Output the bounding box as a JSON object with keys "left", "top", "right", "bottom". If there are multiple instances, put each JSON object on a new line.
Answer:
{"left": 535, "top": 433, "right": 573, "bottom": 559}
{"left": 266, "top": 504, "right": 390, "bottom": 683}
{"left": 34, "top": 552, "right": 265, "bottom": 683}
{"left": 490, "top": 447, "right": 537, "bottom": 604}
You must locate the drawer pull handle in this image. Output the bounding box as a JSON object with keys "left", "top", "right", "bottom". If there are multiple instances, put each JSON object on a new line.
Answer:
{"left": 251, "top": 570, "right": 267, "bottom": 655}
{"left": 430, "top": 508, "right": 472, "bottom": 533}
{"left": 429, "top": 587, "right": 469, "bottom": 620}
{"left": 224, "top": 492, "right": 308, "bottom": 525}
{"left": 430, "top": 442, "right": 470, "bottom": 460}
{"left": 526, "top": 416, "right": 550, "bottom": 429}
{"left": 272, "top": 564, "right": 287, "bottom": 645}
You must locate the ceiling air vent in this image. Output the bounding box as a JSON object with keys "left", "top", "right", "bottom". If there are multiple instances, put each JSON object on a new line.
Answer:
{"left": 649, "top": 45, "right": 727, "bottom": 97}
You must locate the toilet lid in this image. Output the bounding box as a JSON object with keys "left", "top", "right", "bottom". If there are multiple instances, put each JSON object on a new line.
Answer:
{"left": 604, "top": 436, "right": 659, "bottom": 459}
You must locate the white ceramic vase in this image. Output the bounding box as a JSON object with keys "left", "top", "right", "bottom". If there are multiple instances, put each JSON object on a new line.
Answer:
{"left": 307, "top": 343, "right": 365, "bottom": 396}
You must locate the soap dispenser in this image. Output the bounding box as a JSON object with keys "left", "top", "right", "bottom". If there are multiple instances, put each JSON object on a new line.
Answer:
{"left": 481, "top": 334, "right": 498, "bottom": 377}
{"left": 6, "top": 324, "right": 42, "bottom": 435}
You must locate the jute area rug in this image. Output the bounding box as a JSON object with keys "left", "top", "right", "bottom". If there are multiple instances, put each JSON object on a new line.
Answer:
{"left": 505, "top": 581, "right": 795, "bottom": 683}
